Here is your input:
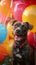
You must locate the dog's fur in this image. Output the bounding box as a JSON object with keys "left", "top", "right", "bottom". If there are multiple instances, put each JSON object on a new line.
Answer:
{"left": 12, "top": 20, "right": 35, "bottom": 65}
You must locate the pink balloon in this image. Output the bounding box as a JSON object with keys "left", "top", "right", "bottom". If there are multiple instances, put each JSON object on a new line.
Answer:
{"left": 13, "top": 4, "right": 24, "bottom": 21}
{"left": 12, "top": 1, "right": 22, "bottom": 15}
{"left": 12, "top": 0, "right": 29, "bottom": 21}
{"left": 27, "top": 32, "right": 36, "bottom": 48}
{"left": 0, "top": 13, "right": 7, "bottom": 24}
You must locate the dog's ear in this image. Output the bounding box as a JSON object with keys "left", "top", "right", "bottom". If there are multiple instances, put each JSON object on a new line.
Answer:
{"left": 11, "top": 20, "right": 17, "bottom": 26}
{"left": 23, "top": 22, "right": 33, "bottom": 30}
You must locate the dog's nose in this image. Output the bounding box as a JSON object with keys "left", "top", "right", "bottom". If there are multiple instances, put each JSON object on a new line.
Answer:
{"left": 21, "top": 25, "right": 25, "bottom": 28}
{"left": 16, "top": 29, "right": 21, "bottom": 34}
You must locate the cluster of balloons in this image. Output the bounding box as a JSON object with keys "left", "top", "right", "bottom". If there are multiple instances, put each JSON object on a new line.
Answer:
{"left": 0, "top": 0, "right": 36, "bottom": 62}
{"left": 12, "top": 0, "right": 36, "bottom": 32}
{"left": 0, "top": 20, "right": 14, "bottom": 62}
{"left": 0, "top": 0, "right": 13, "bottom": 62}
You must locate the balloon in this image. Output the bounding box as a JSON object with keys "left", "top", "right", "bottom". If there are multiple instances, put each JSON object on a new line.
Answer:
{"left": 12, "top": 1, "right": 22, "bottom": 17}
{"left": 21, "top": 0, "right": 36, "bottom": 5}
{"left": 3, "top": 39, "right": 14, "bottom": 57}
{"left": 0, "top": 44, "right": 7, "bottom": 62}
{"left": 13, "top": 0, "right": 20, "bottom": 1}
{"left": 0, "top": 0, "right": 11, "bottom": 17}
{"left": 7, "top": 22, "right": 14, "bottom": 39}
{"left": 13, "top": 3, "right": 25, "bottom": 21}
{"left": 22, "top": 5, "right": 36, "bottom": 32}
{"left": 3, "top": 34, "right": 9, "bottom": 44}
{"left": 0, "top": 13, "right": 7, "bottom": 24}
{"left": 0, "top": 0, "right": 11, "bottom": 6}
{"left": 0, "top": 24, "right": 7, "bottom": 43}
{"left": 27, "top": 32, "right": 36, "bottom": 48}
{"left": 12, "top": 0, "right": 30, "bottom": 21}
{"left": 21, "top": 0, "right": 29, "bottom": 4}
{"left": 29, "top": 0, "right": 36, "bottom": 5}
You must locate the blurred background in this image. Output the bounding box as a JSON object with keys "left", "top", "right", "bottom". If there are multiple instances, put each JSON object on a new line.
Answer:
{"left": 0, "top": 0, "right": 36, "bottom": 65}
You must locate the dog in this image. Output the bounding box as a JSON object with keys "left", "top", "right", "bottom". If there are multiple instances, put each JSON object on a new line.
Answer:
{"left": 12, "top": 20, "right": 34, "bottom": 65}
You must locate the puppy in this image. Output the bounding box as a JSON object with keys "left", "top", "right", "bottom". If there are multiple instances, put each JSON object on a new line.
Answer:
{"left": 12, "top": 21, "right": 34, "bottom": 65}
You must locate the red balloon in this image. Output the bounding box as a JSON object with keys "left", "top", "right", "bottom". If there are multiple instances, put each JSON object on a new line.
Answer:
{"left": 0, "top": 45, "right": 7, "bottom": 62}
{"left": 21, "top": 0, "right": 29, "bottom": 3}
{"left": 29, "top": 0, "right": 36, "bottom": 5}
{"left": 22, "top": 0, "right": 36, "bottom": 5}
{"left": 27, "top": 32, "right": 36, "bottom": 48}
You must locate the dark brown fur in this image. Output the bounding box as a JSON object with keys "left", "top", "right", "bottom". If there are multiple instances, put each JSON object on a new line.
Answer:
{"left": 12, "top": 20, "right": 35, "bottom": 65}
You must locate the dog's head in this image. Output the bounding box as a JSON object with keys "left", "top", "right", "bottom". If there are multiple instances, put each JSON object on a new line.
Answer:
{"left": 12, "top": 20, "right": 33, "bottom": 37}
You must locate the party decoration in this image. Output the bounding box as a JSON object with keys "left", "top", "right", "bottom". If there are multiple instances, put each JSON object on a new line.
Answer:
{"left": 3, "top": 39, "right": 14, "bottom": 56}
{"left": 0, "top": 13, "right": 7, "bottom": 24}
{"left": 0, "top": 0, "right": 11, "bottom": 6}
{"left": 12, "top": 1, "right": 22, "bottom": 17}
{"left": 13, "top": 3, "right": 25, "bottom": 21}
{"left": 27, "top": 32, "right": 36, "bottom": 48}
{"left": 3, "top": 34, "right": 9, "bottom": 45}
{"left": 0, "top": 0, "right": 11, "bottom": 18}
{"left": 21, "top": 0, "right": 36, "bottom": 5}
{"left": 12, "top": 0, "right": 30, "bottom": 21}
{"left": 0, "top": 24, "right": 7, "bottom": 43}
{"left": 7, "top": 21, "right": 14, "bottom": 39}
{"left": 22, "top": 5, "right": 36, "bottom": 32}
{"left": 13, "top": 0, "right": 20, "bottom": 1}
{"left": 0, "top": 44, "right": 7, "bottom": 62}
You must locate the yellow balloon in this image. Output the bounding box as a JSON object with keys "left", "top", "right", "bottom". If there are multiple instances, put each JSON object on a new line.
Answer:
{"left": 7, "top": 22, "right": 14, "bottom": 39}
{"left": 22, "top": 5, "right": 36, "bottom": 32}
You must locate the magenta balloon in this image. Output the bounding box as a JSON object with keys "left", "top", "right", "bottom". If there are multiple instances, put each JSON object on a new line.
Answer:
{"left": 14, "top": 4, "right": 24, "bottom": 21}
{"left": 12, "top": 1, "right": 22, "bottom": 16}
{"left": 12, "top": 0, "right": 29, "bottom": 21}
{"left": 13, "top": 2, "right": 28, "bottom": 21}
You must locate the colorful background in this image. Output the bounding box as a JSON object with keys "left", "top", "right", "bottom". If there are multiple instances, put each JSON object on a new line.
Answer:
{"left": 0, "top": 0, "right": 36, "bottom": 65}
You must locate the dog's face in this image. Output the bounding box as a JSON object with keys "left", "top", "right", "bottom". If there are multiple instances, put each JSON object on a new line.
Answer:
{"left": 12, "top": 20, "right": 33, "bottom": 37}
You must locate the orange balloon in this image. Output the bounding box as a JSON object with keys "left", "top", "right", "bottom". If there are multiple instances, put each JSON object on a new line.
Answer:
{"left": 3, "top": 39, "right": 14, "bottom": 57}
{"left": 0, "top": 0, "right": 11, "bottom": 17}
{"left": 2, "top": 23, "right": 14, "bottom": 56}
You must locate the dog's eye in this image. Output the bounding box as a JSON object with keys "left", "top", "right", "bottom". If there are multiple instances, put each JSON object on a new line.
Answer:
{"left": 14, "top": 23, "right": 21, "bottom": 29}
